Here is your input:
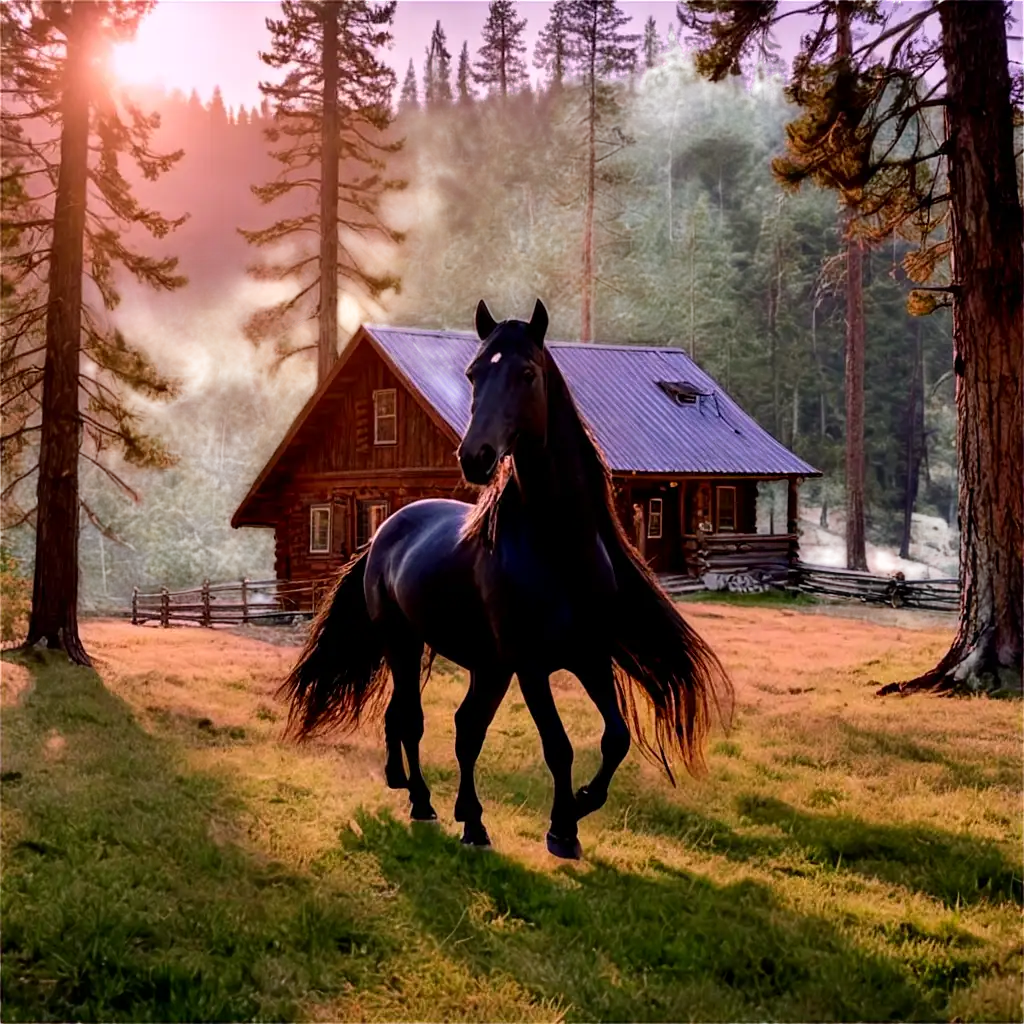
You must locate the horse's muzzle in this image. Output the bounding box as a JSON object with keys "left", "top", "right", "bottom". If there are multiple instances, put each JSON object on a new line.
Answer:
{"left": 458, "top": 443, "right": 498, "bottom": 485}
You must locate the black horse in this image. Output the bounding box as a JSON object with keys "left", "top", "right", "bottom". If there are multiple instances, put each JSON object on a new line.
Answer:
{"left": 280, "top": 300, "right": 732, "bottom": 859}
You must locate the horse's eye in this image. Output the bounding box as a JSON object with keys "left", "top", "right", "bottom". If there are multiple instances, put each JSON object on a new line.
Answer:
{"left": 522, "top": 367, "right": 537, "bottom": 384}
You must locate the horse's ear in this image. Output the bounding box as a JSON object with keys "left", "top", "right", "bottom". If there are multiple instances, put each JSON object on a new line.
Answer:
{"left": 475, "top": 300, "right": 497, "bottom": 340}
{"left": 528, "top": 299, "right": 548, "bottom": 347}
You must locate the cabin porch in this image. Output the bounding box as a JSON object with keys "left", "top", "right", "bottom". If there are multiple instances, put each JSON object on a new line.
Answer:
{"left": 615, "top": 475, "right": 802, "bottom": 580}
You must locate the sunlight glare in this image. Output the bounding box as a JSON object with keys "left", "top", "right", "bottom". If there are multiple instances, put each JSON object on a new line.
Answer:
{"left": 109, "top": 3, "right": 197, "bottom": 92}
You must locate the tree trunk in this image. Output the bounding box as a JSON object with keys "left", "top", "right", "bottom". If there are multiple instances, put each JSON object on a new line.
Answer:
{"left": 899, "top": 319, "right": 922, "bottom": 560}
{"left": 883, "top": 1, "right": 1023, "bottom": 695}
{"left": 317, "top": 2, "right": 340, "bottom": 384}
{"left": 580, "top": 35, "right": 596, "bottom": 342}
{"left": 837, "top": 2, "right": 868, "bottom": 571}
{"left": 24, "top": 2, "right": 93, "bottom": 666}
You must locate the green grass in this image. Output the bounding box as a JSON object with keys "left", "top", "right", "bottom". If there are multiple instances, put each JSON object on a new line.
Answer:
{"left": 677, "top": 588, "right": 820, "bottom": 609}
{"left": 1, "top": 653, "right": 384, "bottom": 1022}
{"left": 2, "top": 616, "right": 1021, "bottom": 1022}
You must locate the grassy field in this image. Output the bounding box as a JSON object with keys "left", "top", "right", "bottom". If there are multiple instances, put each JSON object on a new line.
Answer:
{"left": 2, "top": 605, "right": 1021, "bottom": 1022}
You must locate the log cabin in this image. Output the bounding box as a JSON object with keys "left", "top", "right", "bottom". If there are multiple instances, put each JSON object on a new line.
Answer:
{"left": 231, "top": 324, "right": 818, "bottom": 594}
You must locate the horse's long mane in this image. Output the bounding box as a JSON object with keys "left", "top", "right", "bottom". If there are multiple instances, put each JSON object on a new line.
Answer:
{"left": 461, "top": 350, "right": 615, "bottom": 546}
{"left": 463, "top": 346, "right": 734, "bottom": 780}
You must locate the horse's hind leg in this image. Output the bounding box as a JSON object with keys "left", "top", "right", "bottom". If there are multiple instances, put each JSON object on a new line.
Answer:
{"left": 454, "top": 668, "right": 512, "bottom": 846}
{"left": 573, "top": 659, "right": 630, "bottom": 820}
{"left": 383, "top": 690, "right": 409, "bottom": 791}
{"left": 385, "top": 639, "right": 437, "bottom": 821}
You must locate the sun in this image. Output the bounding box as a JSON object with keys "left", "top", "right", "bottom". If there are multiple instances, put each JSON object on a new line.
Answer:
{"left": 108, "top": 3, "right": 197, "bottom": 92}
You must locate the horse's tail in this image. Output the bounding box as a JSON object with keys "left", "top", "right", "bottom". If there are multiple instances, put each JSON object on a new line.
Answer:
{"left": 277, "top": 550, "right": 389, "bottom": 741}
{"left": 608, "top": 550, "right": 734, "bottom": 783}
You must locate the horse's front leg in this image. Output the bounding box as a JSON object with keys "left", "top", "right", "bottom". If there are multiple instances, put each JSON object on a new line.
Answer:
{"left": 573, "top": 659, "right": 631, "bottom": 820}
{"left": 454, "top": 668, "right": 512, "bottom": 846}
{"left": 518, "top": 671, "right": 581, "bottom": 859}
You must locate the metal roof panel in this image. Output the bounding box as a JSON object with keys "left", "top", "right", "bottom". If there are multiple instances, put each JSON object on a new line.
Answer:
{"left": 366, "top": 326, "right": 818, "bottom": 477}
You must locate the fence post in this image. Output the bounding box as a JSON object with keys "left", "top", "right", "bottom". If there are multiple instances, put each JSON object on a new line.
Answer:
{"left": 131, "top": 587, "right": 139, "bottom": 626}
{"left": 241, "top": 577, "right": 249, "bottom": 624}
{"left": 201, "top": 578, "right": 211, "bottom": 627}
{"left": 160, "top": 587, "right": 169, "bottom": 628}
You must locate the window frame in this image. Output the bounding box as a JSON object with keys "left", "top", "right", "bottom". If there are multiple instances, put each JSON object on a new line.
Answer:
{"left": 716, "top": 485, "right": 737, "bottom": 533}
{"left": 648, "top": 497, "right": 663, "bottom": 539}
{"left": 373, "top": 388, "right": 397, "bottom": 446}
{"left": 309, "top": 504, "right": 332, "bottom": 554}
{"left": 356, "top": 498, "right": 390, "bottom": 548}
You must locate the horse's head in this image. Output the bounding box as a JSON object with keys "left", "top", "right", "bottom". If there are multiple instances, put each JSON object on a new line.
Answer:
{"left": 458, "top": 299, "right": 549, "bottom": 486}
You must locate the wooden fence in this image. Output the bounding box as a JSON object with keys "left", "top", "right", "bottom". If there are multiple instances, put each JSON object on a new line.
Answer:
{"left": 129, "top": 561, "right": 960, "bottom": 629}
{"left": 131, "top": 577, "right": 334, "bottom": 627}
{"left": 789, "top": 561, "right": 960, "bottom": 611}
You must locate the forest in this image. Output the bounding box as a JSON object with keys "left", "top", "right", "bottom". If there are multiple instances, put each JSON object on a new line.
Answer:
{"left": 1, "top": 6, "right": 961, "bottom": 611}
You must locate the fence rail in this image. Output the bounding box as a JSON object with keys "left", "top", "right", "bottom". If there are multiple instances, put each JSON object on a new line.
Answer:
{"left": 131, "top": 577, "right": 331, "bottom": 627}
{"left": 789, "top": 561, "right": 960, "bottom": 611}
{"left": 128, "top": 560, "right": 960, "bottom": 630}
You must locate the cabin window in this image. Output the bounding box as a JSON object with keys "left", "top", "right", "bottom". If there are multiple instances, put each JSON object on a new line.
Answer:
{"left": 357, "top": 499, "right": 389, "bottom": 548}
{"left": 309, "top": 504, "right": 331, "bottom": 553}
{"left": 373, "top": 389, "right": 397, "bottom": 445}
{"left": 716, "top": 486, "right": 737, "bottom": 532}
{"left": 648, "top": 498, "right": 663, "bottom": 539}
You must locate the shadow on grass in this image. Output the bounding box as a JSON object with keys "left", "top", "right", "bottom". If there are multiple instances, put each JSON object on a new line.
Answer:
{"left": 0, "top": 651, "right": 385, "bottom": 1023}
{"left": 475, "top": 763, "right": 1023, "bottom": 911}
{"left": 735, "top": 795, "right": 1023, "bottom": 910}
{"left": 836, "top": 722, "right": 1022, "bottom": 791}
{"left": 349, "top": 810, "right": 968, "bottom": 1023}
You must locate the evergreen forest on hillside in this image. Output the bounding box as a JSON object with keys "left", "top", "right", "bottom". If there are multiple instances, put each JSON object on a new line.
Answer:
{"left": 2, "top": 10, "right": 959, "bottom": 608}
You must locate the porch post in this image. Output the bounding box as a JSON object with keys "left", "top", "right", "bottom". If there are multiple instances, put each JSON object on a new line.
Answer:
{"left": 787, "top": 478, "right": 801, "bottom": 564}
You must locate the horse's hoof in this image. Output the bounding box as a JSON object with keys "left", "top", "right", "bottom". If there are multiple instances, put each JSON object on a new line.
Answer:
{"left": 574, "top": 784, "right": 606, "bottom": 819}
{"left": 385, "top": 764, "right": 409, "bottom": 790}
{"left": 461, "top": 822, "right": 491, "bottom": 847}
{"left": 546, "top": 831, "right": 582, "bottom": 860}
{"left": 410, "top": 802, "right": 438, "bottom": 822}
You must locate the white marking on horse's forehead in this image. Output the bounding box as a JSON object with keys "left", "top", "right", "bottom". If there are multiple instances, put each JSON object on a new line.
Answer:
{"left": 490, "top": 351, "right": 502, "bottom": 364}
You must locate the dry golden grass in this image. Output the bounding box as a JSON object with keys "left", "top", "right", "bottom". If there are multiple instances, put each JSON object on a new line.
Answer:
{"left": 3, "top": 606, "right": 1021, "bottom": 1022}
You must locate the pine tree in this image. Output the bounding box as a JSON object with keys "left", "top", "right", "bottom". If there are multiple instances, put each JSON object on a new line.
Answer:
{"left": 209, "top": 84, "right": 229, "bottom": 129}
{"left": 642, "top": 15, "right": 660, "bottom": 69}
{"left": 242, "top": 1, "right": 402, "bottom": 384}
{"left": 534, "top": 1, "right": 571, "bottom": 91}
{"left": 474, "top": 0, "right": 528, "bottom": 98}
{"left": 663, "top": 22, "right": 679, "bottom": 62}
{"left": 423, "top": 20, "right": 453, "bottom": 108}
{"left": 1, "top": 0, "right": 186, "bottom": 665}
{"left": 564, "top": 0, "right": 639, "bottom": 340}
{"left": 399, "top": 58, "right": 419, "bottom": 112}
{"left": 457, "top": 42, "right": 474, "bottom": 105}
{"left": 680, "top": 0, "right": 1022, "bottom": 693}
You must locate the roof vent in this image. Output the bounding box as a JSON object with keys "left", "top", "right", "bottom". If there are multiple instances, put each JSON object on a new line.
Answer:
{"left": 657, "top": 380, "right": 710, "bottom": 406}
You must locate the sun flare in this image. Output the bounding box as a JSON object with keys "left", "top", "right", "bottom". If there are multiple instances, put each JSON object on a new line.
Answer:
{"left": 108, "top": 2, "right": 216, "bottom": 94}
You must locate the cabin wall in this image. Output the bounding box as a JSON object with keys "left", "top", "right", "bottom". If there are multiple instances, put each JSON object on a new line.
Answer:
{"left": 292, "top": 343, "right": 456, "bottom": 476}
{"left": 275, "top": 472, "right": 466, "bottom": 599}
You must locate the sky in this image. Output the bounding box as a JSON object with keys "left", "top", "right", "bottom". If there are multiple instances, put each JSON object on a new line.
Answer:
{"left": 113, "top": 1, "right": 686, "bottom": 110}
{"left": 112, "top": 1, "right": 1023, "bottom": 112}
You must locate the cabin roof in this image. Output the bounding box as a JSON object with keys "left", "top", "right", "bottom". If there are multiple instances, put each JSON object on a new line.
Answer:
{"left": 368, "top": 325, "right": 818, "bottom": 477}
{"left": 232, "top": 324, "right": 818, "bottom": 527}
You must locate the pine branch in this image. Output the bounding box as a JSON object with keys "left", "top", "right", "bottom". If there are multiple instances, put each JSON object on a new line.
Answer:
{"left": 80, "top": 451, "right": 140, "bottom": 502}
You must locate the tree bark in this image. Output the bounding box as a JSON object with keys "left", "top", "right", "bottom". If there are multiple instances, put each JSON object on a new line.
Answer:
{"left": 317, "top": 1, "right": 340, "bottom": 384}
{"left": 837, "top": 1, "right": 868, "bottom": 571}
{"left": 580, "top": 22, "right": 596, "bottom": 343}
{"left": 883, "top": 1, "right": 1023, "bottom": 695}
{"left": 24, "top": 2, "right": 93, "bottom": 666}
{"left": 899, "top": 319, "right": 922, "bottom": 560}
